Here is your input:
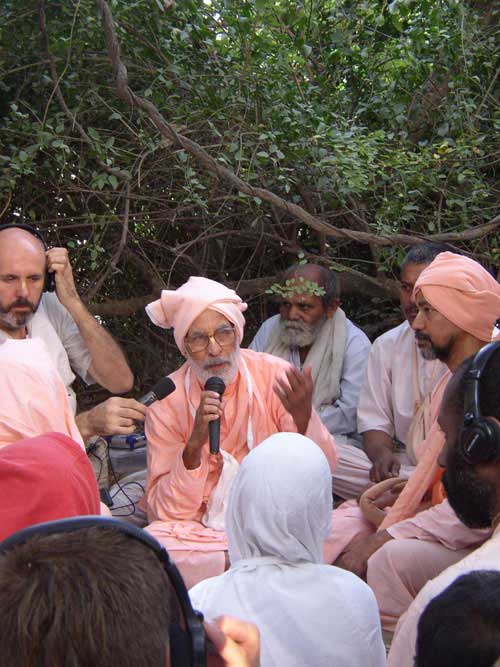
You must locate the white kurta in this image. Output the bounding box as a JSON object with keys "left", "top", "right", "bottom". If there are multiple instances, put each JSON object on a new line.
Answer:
{"left": 357, "top": 320, "right": 446, "bottom": 443}
{"left": 388, "top": 524, "right": 500, "bottom": 667}
{"left": 0, "top": 293, "right": 93, "bottom": 414}
{"left": 332, "top": 321, "right": 447, "bottom": 499}
{"left": 249, "top": 314, "right": 371, "bottom": 437}
{"left": 189, "top": 432, "right": 386, "bottom": 667}
{"left": 0, "top": 338, "right": 84, "bottom": 448}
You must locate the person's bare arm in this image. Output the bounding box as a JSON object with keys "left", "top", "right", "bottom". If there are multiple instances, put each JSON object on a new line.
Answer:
{"left": 335, "top": 530, "right": 393, "bottom": 579}
{"left": 363, "top": 429, "right": 402, "bottom": 482}
{"left": 46, "top": 247, "right": 133, "bottom": 393}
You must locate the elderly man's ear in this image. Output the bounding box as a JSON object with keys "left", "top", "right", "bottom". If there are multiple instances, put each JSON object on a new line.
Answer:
{"left": 325, "top": 298, "right": 340, "bottom": 319}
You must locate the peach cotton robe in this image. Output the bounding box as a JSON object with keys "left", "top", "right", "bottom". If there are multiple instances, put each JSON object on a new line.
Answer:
{"left": 323, "top": 371, "right": 451, "bottom": 565}
{"left": 0, "top": 338, "right": 84, "bottom": 449}
{"left": 144, "top": 348, "right": 338, "bottom": 588}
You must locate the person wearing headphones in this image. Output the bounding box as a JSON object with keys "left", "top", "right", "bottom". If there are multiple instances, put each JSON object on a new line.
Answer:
{"left": 389, "top": 342, "right": 500, "bottom": 666}
{"left": 0, "top": 435, "right": 260, "bottom": 667}
{"left": 327, "top": 252, "right": 500, "bottom": 628}
{"left": 0, "top": 224, "right": 147, "bottom": 439}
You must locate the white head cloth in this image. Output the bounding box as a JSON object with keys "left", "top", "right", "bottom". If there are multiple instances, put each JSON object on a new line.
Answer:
{"left": 190, "top": 432, "right": 386, "bottom": 667}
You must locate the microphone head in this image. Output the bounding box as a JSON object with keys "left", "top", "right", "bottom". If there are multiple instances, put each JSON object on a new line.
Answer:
{"left": 204, "top": 376, "right": 226, "bottom": 396}
{"left": 151, "top": 377, "right": 176, "bottom": 401}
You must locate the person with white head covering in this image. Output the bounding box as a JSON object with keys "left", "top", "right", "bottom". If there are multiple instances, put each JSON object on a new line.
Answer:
{"left": 190, "top": 432, "right": 386, "bottom": 667}
{"left": 143, "top": 277, "right": 337, "bottom": 588}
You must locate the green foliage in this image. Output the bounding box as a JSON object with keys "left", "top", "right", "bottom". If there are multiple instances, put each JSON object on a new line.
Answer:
{"left": 266, "top": 275, "right": 326, "bottom": 299}
{"left": 0, "top": 0, "right": 498, "bottom": 384}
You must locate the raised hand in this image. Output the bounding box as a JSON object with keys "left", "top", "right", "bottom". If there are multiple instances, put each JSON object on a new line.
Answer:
{"left": 274, "top": 364, "right": 313, "bottom": 434}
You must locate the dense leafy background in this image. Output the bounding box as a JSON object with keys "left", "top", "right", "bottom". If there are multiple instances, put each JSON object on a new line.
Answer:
{"left": 0, "top": 0, "right": 498, "bottom": 401}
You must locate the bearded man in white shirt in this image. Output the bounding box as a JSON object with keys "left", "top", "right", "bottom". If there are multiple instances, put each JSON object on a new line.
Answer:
{"left": 332, "top": 242, "right": 450, "bottom": 499}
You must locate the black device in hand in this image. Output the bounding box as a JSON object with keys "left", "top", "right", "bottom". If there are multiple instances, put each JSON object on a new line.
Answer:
{"left": 137, "top": 376, "right": 176, "bottom": 407}
{"left": 204, "top": 376, "right": 226, "bottom": 454}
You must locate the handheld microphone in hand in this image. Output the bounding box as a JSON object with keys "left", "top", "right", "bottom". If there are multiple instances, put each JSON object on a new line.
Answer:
{"left": 138, "top": 377, "right": 176, "bottom": 407}
{"left": 204, "top": 376, "right": 226, "bottom": 454}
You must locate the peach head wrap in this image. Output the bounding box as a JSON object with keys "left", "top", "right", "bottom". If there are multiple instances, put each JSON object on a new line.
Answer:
{"left": 145, "top": 276, "right": 248, "bottom": 354}
{"left": 414, "top": 252, "right": 500, "bottom": 342}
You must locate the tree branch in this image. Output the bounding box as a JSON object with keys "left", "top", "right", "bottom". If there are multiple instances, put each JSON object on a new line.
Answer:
{"left": 84, "top": 181, "right": 131, "bottom": 300}
{"left": 95, "top": 0, "right": 500, "bottom": 249}
{"left": 38, "top": 0, "right": 130, "bottom": 181}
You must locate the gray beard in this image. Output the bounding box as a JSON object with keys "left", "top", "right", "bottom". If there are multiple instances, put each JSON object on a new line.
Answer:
{"left": 0, "top": 309, "right": 35, "bottom": 332}
{"left": 188, "top": 347, "right": 241, "bottom": 386}
{"left": 279, "top": 316, "right": 325, "bottom": 348}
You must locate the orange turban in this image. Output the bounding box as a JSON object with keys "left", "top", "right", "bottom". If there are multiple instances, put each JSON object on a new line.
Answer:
{"left": 414, "top": 252, "right": 500, "bottom": 342}
{"left": 145, "top": 277, "right": 247, "bottom": 354}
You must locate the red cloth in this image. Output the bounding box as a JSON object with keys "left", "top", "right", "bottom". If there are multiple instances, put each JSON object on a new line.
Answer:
{"left": 0, "top": 432, "right": 100, "bottom": 541}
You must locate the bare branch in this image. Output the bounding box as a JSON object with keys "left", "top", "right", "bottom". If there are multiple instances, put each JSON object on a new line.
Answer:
{"left": 38, "top": 0, "right": 130, "bottom": 181}
{"left": 95, "top": 0, "right": 500, "bottom": 249}
{"left": 85, "top": 182, "right": 131, "bottom": 300}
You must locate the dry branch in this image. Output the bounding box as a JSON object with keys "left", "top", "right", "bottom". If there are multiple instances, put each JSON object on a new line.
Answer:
{"left": 85, "top": 181, "right": 131, "bottom": 300}
{"left": 95, "top": 0, "right": 500, "bottom": 250}
{"left": 38, "top": 0, "right": 130, "bottom": 182}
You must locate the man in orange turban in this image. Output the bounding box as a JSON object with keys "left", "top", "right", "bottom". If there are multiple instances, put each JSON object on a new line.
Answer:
{"left": 143, "top": 276, "right": 338, "bottom": 588}
{"left": 325, "top": 252, "right": 500, "bottom": 632}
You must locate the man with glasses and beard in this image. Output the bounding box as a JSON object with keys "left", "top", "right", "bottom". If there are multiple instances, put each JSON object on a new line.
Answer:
{"left": 388, "top": 343, "right": 500, "bottom": 667}
{"left": 142, "top": 276, "right": 337, "bottom": 589}
{"left": 250, "top": 263, "right": 371, "bottom": 443}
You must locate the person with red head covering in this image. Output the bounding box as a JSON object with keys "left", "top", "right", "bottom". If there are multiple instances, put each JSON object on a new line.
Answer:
{"left": 323, "top": 252, "right": 500, "bottom": 632}
{"left": 143, "top": 276, "right": 337, "bottom": 588}
{"left": 0, "top": 432, "right": 100, "bottom": 542}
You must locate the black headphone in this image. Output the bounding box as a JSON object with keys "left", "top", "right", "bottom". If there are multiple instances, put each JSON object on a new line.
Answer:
{"left": 0, "top": 222, "right": 56, "bottom": 292}
{"left": 459, "top": 341, "right": 500, "bottom": 465}
{"left": 0, "top": 516, "right": 207, "bottom": 667}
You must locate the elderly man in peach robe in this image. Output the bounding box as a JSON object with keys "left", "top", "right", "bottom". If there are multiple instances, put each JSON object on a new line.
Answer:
{"left": 325, "top": 252, "right": 500, "bottom": 632}
{"left": 143, "top": 277, "right": 338, "bottom": 588}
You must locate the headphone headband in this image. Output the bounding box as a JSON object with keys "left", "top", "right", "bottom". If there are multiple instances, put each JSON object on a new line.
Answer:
{"left": 0, "top": 516, "right": 206, "bottom": 667}
{"left": 463, "top": 342, "right": 500, "bottom": 423}
{"left": 460, "top": 341, "right": 500, "bottom": 465}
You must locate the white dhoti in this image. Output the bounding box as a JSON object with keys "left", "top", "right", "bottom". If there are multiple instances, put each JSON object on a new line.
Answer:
{"left": 332, "top": 437, "right": 415, "bottom": 500}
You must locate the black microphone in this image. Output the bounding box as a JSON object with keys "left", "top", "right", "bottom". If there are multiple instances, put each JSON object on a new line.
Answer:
{"left": 138, "top": 377, "right": 176, "bottom": 407}
{"left": 204, "top": 376, "right": 226, "bottom": 454}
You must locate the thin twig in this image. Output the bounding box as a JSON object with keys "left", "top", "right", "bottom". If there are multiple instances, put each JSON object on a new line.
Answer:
{"left": 95, "top": 0, "right": 500, "bottom": 249}
{"left": 85, "top": 182, "right": 131, "bottom": 300}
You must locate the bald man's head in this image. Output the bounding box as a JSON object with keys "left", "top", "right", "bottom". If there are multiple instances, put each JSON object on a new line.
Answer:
{"left": 0, "top": 227, "right": 46, "bottom": 334}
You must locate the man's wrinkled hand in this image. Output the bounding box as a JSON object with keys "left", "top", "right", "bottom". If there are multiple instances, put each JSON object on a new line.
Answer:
{"left": 191, "top": 390, "right": 223, "bottom": 445}
{"left": 273, "top": 364, "right": 313, "bottom": 434}
{"left": 46, "top": 247, "right": 79, "bottom": 306}
{"left": 76, "top": 397, "right": 148, "bottom": 439}
{"left": 334, "top": 531, "right": 393, "bottom": 580}
{"left": 369, "top": 450, "right": 401, "bottom": 483}
{"left": 183, "top": 391, "right": 223, "bottom": 469}
{"left": 205, "top": 615, "right": 260, "bottom": 667}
